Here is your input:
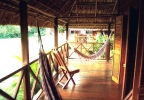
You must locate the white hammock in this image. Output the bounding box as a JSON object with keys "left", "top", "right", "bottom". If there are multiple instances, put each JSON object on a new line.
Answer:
{"left": 67, "top": 33, "right": 112, "bottom": 60}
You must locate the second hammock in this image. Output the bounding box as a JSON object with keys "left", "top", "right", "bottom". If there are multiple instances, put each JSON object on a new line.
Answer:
{"left": 67, "top": 34, "right": 112, "bottom": 60}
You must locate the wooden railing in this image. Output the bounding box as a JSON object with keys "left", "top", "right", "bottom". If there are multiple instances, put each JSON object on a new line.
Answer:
{"left": 0, "top": 41, "right": 111, "bottom": 99}
{"left": 124, "top": 89, "right": 133, "bottom": 100}
{"left": 0, "top": 43, "right": 68, "bottom": 100}
{"left": 123, "top": 87, "right": 144, "bottom": 100}
{"left": 69, "top": 41, "right": 113, "bottom": 60}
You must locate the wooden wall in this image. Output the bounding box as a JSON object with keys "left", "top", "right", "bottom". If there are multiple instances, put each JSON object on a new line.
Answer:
{"left": 119, "top": 15, "right": 128, "bottom": 85}
{"left": 112, "top": 16, "right": 123, "bottom": 84}
{"left": 122, "top": 6, "right": 139, "bottom": 99}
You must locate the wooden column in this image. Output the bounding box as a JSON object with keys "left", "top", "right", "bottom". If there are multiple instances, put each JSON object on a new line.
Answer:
{"left": 66, "top": 23, "right": 68, "bottom": 40}
{"left": 119, "top": 15, "right": 128, "bottom": 85}
{"left": 122, "top": 6, "right": 138, "bottom": 99}
{"left": 19, "top": 0, "right": 31, "bottom": 100}
{"left": 106, "top": 23, "right": 111, "bottom": 62}
{"left": 54, "top": 18, "right": 59, "bottom": 71}
{"left": 66, "top": 23, "right": 69, "bottom": 58}
{"left": 132, "top": 0, "right": 144, "bottom": 99}
{"left": 54, "top": 18, "right": 58, "bottom": 48}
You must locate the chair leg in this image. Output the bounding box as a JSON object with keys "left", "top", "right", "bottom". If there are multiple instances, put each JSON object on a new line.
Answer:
{"left": 62, "top": 78, "right": 71, "bottom": 89}
{"left": 63, "top": 71, "right": 68, "bottom": 80}
{"left": 62, "top": 75, "right": 76, "bottom": 89}
{"left": 56, "top": 74, "right": 65, "bottom": 85}
{"left": 69, "top": 74, "right": 76, "bottom": 85}
{"left": 70, "top": 77, "right": 76, "bottom": 85}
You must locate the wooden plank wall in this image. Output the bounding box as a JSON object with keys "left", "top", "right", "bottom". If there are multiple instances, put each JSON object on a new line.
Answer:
{"left": 112, "top": 16, "right": 122, "bottom": 84}
{"left": 132, "top": 0, "right": 144, "bottom": 99}
{"left": 119, "top": 15, "right": 128, "bottom": 85}
{"left": 122, "top": 6, "right": 139, "bottom": 99}
{"left": 138, "top": 1, "right": 144, "bottom": 99}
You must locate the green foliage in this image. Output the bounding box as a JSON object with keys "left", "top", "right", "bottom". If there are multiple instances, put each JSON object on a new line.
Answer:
{"left": 0, "top": 25, "right": 46, "bottom": 38}
{"left": 96, "top": 34, "right": 108, "bottom": 43}
{"left": 14, "top": 55, "right": 22, "bottom": 61}
{"left": 0, "top": 25, "right": 20, "bottom": 38}
{"left": 30, "top": 61, "right": 41, "bottom": 94}
{"left": 0, "top": 96, "right": 6, "bottom": 100}
{"left": 93, "top": 34, "right": 114, "bottom": 57}
{"left": 28, "top": 26, "right": 46, "bottom": 37}
{"left": 58, "top": 25, "right": 66, "bottom": 34}
{"left": 5, "top": 78, "right": 24, "bottom": 100}
{"left": 2, "top": 55, "right": 40, "bottom": 99}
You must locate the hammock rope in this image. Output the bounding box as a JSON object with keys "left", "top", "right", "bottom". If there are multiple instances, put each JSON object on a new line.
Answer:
{"left": 37, "top": 21, "right": 63, "bottom": 100}
{"left": 67, "top": 33, "right": 112, "bottom": 60}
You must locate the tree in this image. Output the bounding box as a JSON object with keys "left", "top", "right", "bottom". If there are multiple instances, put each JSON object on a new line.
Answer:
{"left": 0, "top": 25, "right": 46, "bottom": 38}
{"left": 58, "top": 25, "right": 65, "bottom": 34}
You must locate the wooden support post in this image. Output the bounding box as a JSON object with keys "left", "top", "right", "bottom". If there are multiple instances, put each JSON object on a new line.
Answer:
{"left": 54, "top": 18, "right": 58, "bottom": 48}
{"left": 132, "top": 0, "right": 144, "bottom": 99}
{"left": 66, "top": 23, "right": 69, "bottom": 58}
{"left": 19, "top": 0, "right": 31, "bottom": 100}
{"left": 54, "top": 18, "right": 58, "bottom": 71}
{"left": 122, "top": 6, "right": 138, "bottom": 99}
{"left": 119, "top": 15, "right": 128, "bottom": 86}
{"left": 106, "top": 23, "right": 111, "bottom": 62}
{"left": 66, "top": 23, "right": 68, "bottom": 41}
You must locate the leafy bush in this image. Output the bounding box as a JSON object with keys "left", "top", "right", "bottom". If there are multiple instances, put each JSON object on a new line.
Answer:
{"left": 0, "top": 55, "right": 40, "bottom": 100}
{"left": 0, "top": 25, "right": 46, "bottom": 38}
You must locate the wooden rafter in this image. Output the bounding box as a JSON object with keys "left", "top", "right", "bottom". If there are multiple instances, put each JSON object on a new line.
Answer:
{"left": 0, "top": 0, "right": 121, "bottom": 28}
{"left": 112, "top": 0, "right": 118, "bottom": 14}
{"left": 95, "top": 0, "right": 98, "bottom": 22}
{"left": 109, "top": 0, "right": 118, "bottom": 22}
{"left": 51, "top": 0, "right": 57, "bottom": 8}
{"left": 63, "top": 0, "right": 76, "bottom": 16}
{"left": 69, "top": 22, "right": 114, "bottom": 25}
{"left": 76, "top": 0, "right": 78, "bottom": 22}
{"left": 58, "top": 15, "right": 117, "bottom": 19}
{"left": 59, "top": 0, "right": 69, "bottom": 12}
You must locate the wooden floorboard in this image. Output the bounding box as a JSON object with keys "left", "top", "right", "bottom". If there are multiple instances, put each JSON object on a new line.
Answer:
{"left": 57, "top": 59, "right": 122, "bottom": 100}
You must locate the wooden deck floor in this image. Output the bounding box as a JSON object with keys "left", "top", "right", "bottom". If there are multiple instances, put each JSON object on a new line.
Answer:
{"left": 57, "top": 59, "right": 122, "bottom": 100}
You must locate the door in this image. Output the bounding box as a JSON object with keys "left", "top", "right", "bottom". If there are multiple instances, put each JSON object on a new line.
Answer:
{"left": 122, "top": 6, "right": 138, "bottom": 99}
{"left": 112, "top": 16, "right": 123, "bottom": 84}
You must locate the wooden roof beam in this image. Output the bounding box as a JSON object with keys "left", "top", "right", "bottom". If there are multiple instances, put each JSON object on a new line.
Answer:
{"left": 76, "top": 0, "right": 78, "bottom": 22}
{"left": 63, "top": 0, "right": 76, "bottom": 16}
{"left": 112, "top": 0, "right": 118, "bottom": 14}
{"left": 70, "top": 13, "right": 118, "bottom": 17}
{"left": 95, "top": 0, "right": 98, "bottom": 17}
{"left": 27, "top": 5, "right": 67, "bottom": 23}
{"left": 69, "top": 22, "right": 114, "bottom": 25}
{"left": 51, "top": 0, "right": 57, "bottom": 8}
{"left": 77, "top": 2, "right": 115, "bottom": 5}
{"left": 28, "top": 5, "right": 55, "bottom": 18}
{"left": 58, "top": 15, "right": 117, "bottom": 19}
{"left": 59, "top": 0, "right": 69, "bottom": 12}
{"left": 109, "top": 0, "right": 118, "bottom": 22}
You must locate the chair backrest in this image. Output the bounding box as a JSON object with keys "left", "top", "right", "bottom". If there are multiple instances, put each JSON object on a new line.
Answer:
{"left": 53, "top": 50, "right": 70, "bottom": 73}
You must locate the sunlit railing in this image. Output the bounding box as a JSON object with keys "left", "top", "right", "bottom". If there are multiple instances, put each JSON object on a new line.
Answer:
{"left": 69, "top": 42, "right": 113, "bottom": 60}
{"left": 123, "top": 89, "right": 133, "bottom": 100}
{"left": 0, "top": 43, "right": 68, "bottom": 100}
{"left": 0, "top": 41, "right": 112, "bottom": 100}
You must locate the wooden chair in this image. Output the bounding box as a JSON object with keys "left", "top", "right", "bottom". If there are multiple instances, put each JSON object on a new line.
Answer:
{"left": 52, "top": 50, "right": 80, "bottom": 89}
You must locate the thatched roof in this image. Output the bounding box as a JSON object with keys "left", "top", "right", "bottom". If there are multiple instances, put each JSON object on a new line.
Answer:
{"left": 0, "top": 0, "right": 140, "bottom": 29}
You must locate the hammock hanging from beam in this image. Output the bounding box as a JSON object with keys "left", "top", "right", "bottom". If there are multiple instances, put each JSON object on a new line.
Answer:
{"left": 37, "top": 22, "right": 63, "bottom": 100}
{"left": 67, "top": 33, "right": 112, "bottom": 61}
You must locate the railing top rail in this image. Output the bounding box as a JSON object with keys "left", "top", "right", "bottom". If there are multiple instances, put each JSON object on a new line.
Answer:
{"left": 0, "top": 42, "right": 68, "bottom": 83}
{"left": 0, "top": 65, "right": 27, "bottom": 82}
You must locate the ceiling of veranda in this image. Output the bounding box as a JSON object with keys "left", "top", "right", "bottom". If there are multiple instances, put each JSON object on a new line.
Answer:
{"left": 0, "top": 0, "right": 140, "bottom": 29}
